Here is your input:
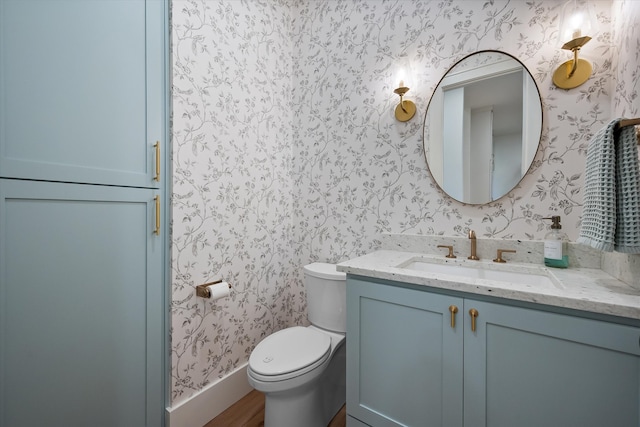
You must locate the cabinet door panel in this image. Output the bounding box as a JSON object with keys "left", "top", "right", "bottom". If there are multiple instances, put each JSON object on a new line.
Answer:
{"left": 347, "top": 278, "right": 463, "bottom": 427}
{"left": 0, "top": 0, "right": 164, "bottom": 187}
{"left": 0, "top": 179, "right": 163, "bottom": 426}
{"left": 465, "top": 300, "right": 640, "bottom": 427}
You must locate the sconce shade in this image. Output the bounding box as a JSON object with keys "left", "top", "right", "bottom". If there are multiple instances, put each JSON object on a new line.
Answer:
{"left": 553, "top": 0, "right": 594, "bottom": 89}
{"left": 556, "top": 0, "right": 593, "bottom": 45}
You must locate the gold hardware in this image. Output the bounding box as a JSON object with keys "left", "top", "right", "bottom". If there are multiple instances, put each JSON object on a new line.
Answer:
{"left": 196, "top": 280, "right": 232, "bottom": 298}
{"left": 552, "top": 39, "right": 592, "bottom": 89}
{"left": 393, "top": 59, "right": 416, "bottom": 122}
{"left": 617, "top": 119, "right": 640, "bottom": 145}
{"left": 393, "top": 86, "right": 416, "bottom": 122}
{"left": 154, "top": 141, "right": 160, "bottom": 182}
{"left": 553, "top": 1, "right": 593, "bottom": 89}
{"left": 154, "top": 195, "right": 160, "bottom": 235}
{"left": 437, "top": 245, "right": 457, "bottom": 259}
{"left": 493, "top": 249, "right": 516, "bottom": 263}
{"left": 449, "top": 305, "right": 458, "bottom": 328}
{"left": 468, "top": 230, "right": 479, "bottom": 260}
{"left": 469, "top": 308, "right": 479, "bottom": 332}
{"left": 619, "top": 118, "right": 640, "bottom": 128}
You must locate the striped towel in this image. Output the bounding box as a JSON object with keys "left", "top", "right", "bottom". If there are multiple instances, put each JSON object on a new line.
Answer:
{"left": 578, "top": 118, "right": 640, "bottom": 253}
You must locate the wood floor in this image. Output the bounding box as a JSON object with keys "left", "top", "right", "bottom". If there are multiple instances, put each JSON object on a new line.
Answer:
{"left": 204, "top": 390, "right": 347, "bottom": 427}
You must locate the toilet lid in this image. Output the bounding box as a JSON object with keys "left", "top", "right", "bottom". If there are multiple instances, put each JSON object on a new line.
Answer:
{"left": 249, "top": 326, "right": 331, "bottom": 377}
{"left": 304, "top": 262, "right": 346, "bottom": 280}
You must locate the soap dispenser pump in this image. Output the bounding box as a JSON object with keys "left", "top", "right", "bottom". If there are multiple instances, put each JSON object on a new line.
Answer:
{"left": 543, "top": 216, "right": 568, "bottom": 268}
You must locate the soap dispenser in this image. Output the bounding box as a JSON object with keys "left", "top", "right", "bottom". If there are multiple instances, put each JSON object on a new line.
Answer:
{"left": 543, "top": 216, "right": 568, "bottom": 268}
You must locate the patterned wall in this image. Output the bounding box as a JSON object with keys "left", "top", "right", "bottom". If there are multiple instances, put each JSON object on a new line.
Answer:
{"left": 170, "top": 0, "right": 633, "bottom": 405}
{"left": 612, "top": 0, "right": 639, "bottom": 118}
{"left": 608, "top": 0, "right": 640, "bottom": 284}
{"left": 171, "top": 0, "right": 297, "bottom": 403}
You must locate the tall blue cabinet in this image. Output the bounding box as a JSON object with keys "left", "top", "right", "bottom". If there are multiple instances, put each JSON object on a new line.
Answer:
{"left": 0, "top": 1, "right": 168, "bottom": 426}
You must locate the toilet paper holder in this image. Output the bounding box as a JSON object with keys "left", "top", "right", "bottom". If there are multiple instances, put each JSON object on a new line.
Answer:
{"left": 196, "top": 280, "right": 232, "bottom": 298}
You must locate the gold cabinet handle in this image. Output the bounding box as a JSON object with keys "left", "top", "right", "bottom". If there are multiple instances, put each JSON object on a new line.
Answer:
{"left": 154, "top": 195, "right": 160, "bottom": 235}
{"left": 154, "top": 141, "right": 161, "bottom": 182}
{"left": 449, "top": 305, "right": 458, "bottom": 328}
{"left": 469, "top": 308, "right": 479, "bottom": 332}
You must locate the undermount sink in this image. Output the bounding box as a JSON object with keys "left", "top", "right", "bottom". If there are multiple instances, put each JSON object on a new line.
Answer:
{"left": 397, "top": 258, "right": 560, "bottom": 288}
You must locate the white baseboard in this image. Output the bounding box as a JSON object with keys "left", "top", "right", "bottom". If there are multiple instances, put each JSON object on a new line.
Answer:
{"left": 166, "top": 362, "right": 252, "bottom": 427}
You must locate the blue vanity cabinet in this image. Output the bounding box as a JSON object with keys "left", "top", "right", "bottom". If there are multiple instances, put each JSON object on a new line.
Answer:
{"left": 464, "top": 299, "right": 640, "bottom": 427}
{"left": 346, "top": 277, "right": 464, "bottom": 427}
{"left": 346, "top": 276, "right": 640, "bottom": 427}
{"left": 0, "top": 0, "right": 164, "bottom": 188}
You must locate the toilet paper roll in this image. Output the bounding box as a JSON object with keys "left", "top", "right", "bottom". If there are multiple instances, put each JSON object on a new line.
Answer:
{"left": 206, "top": 281, "right": 231, "bottom": 301}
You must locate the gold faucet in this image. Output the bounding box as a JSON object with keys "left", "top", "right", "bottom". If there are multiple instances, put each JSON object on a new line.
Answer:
{"left": 468, "top": 230, "right": 479, "bottom": 260}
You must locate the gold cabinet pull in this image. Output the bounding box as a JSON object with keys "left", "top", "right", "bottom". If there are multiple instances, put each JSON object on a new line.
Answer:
{"left": 449, "top": 305, "right": 458, "bottom": 328}
{"left": 469, "top": 308, "right": 479, "bottom": 332}
{"left": 154, "top": 195, "right": 160, "bottom": 235}
{"left": 154, "top": 141, "right": 161, "bottom": 182}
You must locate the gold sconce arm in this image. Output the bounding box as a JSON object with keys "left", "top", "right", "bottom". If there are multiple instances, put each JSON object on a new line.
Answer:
{"left": 393, "top": 86, "right": 416, "bottom": 122}
{"left": 553, "top": 35, "right": 592, "bottom": 89}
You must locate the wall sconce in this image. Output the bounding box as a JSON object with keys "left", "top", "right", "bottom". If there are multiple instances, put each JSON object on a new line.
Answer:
{"left": 552, "top": 0, "right": 594, "bottom": 89}
{"left": 393, "top": 60, "right": 416, "bottom": 122}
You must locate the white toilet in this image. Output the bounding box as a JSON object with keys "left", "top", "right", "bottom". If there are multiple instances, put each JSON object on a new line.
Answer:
{"left": 247, "top": 262, "right": 347, "bottom": 427}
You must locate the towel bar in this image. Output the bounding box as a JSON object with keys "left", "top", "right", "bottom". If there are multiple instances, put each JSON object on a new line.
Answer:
{"left": 619, "top": 118, "right": 640, "bottom": 128}
{"left": 618, "top": 118, "right": 640, "bottom": 145}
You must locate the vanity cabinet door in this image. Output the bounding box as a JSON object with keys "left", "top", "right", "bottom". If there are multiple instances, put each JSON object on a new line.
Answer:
{"left": 464, "top": 299, "right": 640, "bottom": 427}
{"left": 347, "top": 278, "right": 464, "bottom": 427}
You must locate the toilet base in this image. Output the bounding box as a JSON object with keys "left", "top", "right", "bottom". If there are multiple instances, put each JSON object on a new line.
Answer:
{"left": 261, "top": 339, "right": 346, "bottom": 427}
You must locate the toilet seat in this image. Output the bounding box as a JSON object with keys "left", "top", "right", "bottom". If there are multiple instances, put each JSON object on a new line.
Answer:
{"left": 249, "top": 326, "right": 331, "bottom": 382}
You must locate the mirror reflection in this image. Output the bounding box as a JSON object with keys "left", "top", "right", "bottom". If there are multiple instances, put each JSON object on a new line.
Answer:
{"left": 424, "top": 51, "right": 542, "bottom": 204}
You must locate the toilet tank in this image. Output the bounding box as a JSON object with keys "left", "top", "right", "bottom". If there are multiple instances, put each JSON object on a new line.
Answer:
{"left": 303, "top": 263, "right": 347, "bottom": 333}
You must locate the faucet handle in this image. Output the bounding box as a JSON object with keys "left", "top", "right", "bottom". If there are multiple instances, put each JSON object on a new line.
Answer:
{"left": 493, "top": 249, "right": 516, "bottom": 263}
{"left": 437, "top": 245, "right": 456, "bottom": 259}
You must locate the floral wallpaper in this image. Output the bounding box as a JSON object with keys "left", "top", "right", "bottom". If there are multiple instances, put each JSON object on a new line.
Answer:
{"left": 170, "top": 0, "right": 635, "bottom": 405}
{"left": 612, "top": 0, "right": 639, "bottom": 119}
{"left": 171, "top": 0, "right": 297, "bottom": 403}
{"left": 608, "top": 0, "right": 640, "bottom": 284}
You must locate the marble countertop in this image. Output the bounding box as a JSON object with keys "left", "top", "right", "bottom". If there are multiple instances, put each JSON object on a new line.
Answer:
{"left": 337, "top": 250, "right": 640, "bottom": 320}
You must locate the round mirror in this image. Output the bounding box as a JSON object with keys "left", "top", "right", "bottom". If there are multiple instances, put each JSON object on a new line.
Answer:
{"left": 423, "top": 51, "right": 542, "bottom": 205}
